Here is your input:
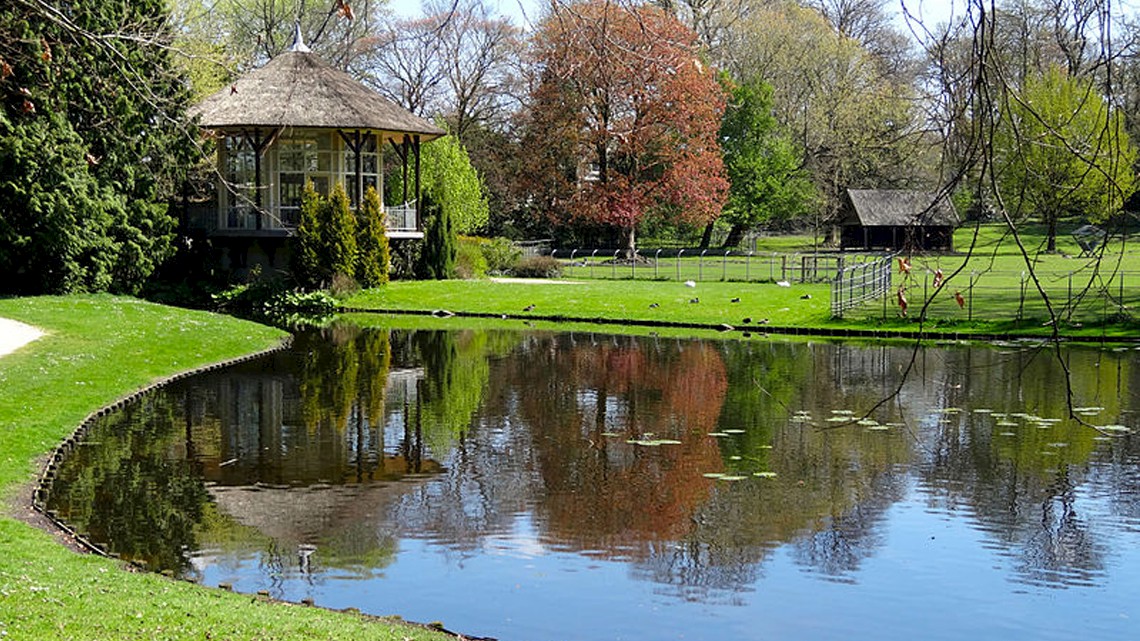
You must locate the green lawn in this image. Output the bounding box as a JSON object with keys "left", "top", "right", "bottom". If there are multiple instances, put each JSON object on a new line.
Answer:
{"left": 510, "top": 223, "right": 1140, "bottom": 334}
{"left": 0, "top": 296, "right": 451, "bottom": 641}
{"left": 345, "top": 278, "right": 832, "bottom": 328}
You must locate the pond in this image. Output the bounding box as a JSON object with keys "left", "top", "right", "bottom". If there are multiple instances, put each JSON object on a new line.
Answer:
{"left": 47, "top": 324, "right": 1140, "bottom": 641}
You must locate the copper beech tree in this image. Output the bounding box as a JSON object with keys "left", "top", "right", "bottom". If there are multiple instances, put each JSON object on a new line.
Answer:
{"left": 525, "top": 0, "right": 728, "bottom": 256}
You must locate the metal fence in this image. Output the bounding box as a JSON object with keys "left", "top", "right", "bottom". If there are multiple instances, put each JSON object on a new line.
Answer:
{"left": 549, "top": 248, "right": 860, "bottom": 284}
{"left": 831, "top": 253, "right": 895, "bottom": 318}
{"left": 842, "top": 267, "right": 1140, "bottom": 326}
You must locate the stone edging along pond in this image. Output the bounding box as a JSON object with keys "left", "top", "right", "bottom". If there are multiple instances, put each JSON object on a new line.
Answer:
{"left": 29, "top": 337, "right": 294, "bottom": 564}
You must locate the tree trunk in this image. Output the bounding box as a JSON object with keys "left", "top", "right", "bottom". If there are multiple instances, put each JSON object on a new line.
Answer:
{"left": 699, "top": 220, "right": 714, "bottom": 249}
{"left": 1047, "top": 215, "right": 1058, "bottom": 253}
{"left": 623, "top": 225, "right": 637, "bottom": 260}
{"left": 722, "top": 223, "right": 747, "bottom": 248}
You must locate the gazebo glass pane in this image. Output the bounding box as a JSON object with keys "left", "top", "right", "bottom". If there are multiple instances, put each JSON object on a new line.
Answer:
{"left": 222, "top": 135, "right": 257, "bottom": 229}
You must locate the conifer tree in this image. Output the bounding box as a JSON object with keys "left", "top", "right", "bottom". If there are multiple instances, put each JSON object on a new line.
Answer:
{"left": 0, "top": 0, "right": 195, "bottom": 294}
{"left": 356, "top": 186, "right": 390, "bottom": 287}
{"left": 291, "top": 181, "right": 327, "bottom": 288}
{"left": 417, "top": 192, "right": 457, "bottom": 280}
{"left": 324, "top": 182, "right": 357, "bottom": 281}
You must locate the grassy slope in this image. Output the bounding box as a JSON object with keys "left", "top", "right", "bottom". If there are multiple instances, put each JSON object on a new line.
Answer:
{"left": 0, "top": 296, "right": 450, "bottom": 641}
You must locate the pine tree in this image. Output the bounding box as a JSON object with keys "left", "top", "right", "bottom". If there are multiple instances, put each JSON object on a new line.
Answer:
{"left": 356, "top": 186, "right": 390, "bottom": 287}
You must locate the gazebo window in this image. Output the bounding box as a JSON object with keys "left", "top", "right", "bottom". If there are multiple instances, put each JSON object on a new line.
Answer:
{"left": 222, "top": 136, "right": 259, "bottom": 229}
{"left": 276, "top": 132, "right": 336, "bottom": 227}
{"left": 344, "top": 133, "right": 380, "bottom": 206}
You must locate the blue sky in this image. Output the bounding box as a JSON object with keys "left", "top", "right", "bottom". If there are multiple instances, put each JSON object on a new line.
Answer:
{"left": 385, "top": 0, "right": 965, "bottom": 31}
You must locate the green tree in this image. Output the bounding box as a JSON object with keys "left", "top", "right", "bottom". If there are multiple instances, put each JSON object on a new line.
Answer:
{"left": 325, "top": 182, "right": 358, "bottom": 280}
{"left": 356, "top": 185, "right": 390, "bottom": 287}
{"left": 291, "top": 181, "right": 328, "bottom": 289}
{"left": 417, "top": 192, "right": 457, "bottom": 279}
{"left": 995, "top": 65, "right": 1137, "bottom": 252}
{"left": 718, "top": 77, "right": 817, "bottom": 247}
{"left": 730, "top": 2, "right": 921, "bottom": 242}
{"left": 388, "top": 131, "right": 489, "bottom": 235}
{"left": 0, "top": 0, "right": 195, "bottom": 294}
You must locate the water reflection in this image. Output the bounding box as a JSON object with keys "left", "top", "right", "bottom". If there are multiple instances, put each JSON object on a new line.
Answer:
{"left": 46, "top": 326, "right": 1140, "bottom": 640}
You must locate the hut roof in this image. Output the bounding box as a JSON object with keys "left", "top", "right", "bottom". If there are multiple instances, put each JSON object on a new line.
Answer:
{"left": 190, "top": 48, "right": 445, "bottom": 139}
{"left": 844, "top": 190, "right": 960, "bottom": 227}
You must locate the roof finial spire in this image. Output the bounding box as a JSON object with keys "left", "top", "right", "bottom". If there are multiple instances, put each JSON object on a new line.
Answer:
{"left": 289, "top": 22, "right": 310, "bottom": 53}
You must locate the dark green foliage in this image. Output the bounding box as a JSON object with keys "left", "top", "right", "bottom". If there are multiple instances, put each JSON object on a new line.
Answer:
{"left": 356, "top": 186, "right": 390, "bottom": 287}
{"left": 417, "top": 192, "right": 457, "bottom": 279}
{"left": 719, "top": 78, "right": 816, "bottom": 247}
{"left": 0, "top": 1, "right": 195, "bottom": 294}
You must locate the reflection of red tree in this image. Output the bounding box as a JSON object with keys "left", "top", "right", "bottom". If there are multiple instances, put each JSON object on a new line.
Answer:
{"left": 535, "top": 341, "right": 727, "bottom": 556}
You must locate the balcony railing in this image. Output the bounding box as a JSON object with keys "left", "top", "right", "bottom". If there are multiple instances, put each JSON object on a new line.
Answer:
{"left": 185, "top": 201, "right": 419, "bottom": 236}
{"left": 385, "top": 201, "right": 418, "bottom": 233}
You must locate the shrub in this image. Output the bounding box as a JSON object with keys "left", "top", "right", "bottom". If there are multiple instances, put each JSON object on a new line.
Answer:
{"left": 480, "top": 237, "right": 522, "bottom": 274}
{"left": 511, "top": 255, "right": 563, "bottom": 279}
{"left": 456, "top": 236, "right": 489, "bottom": 279}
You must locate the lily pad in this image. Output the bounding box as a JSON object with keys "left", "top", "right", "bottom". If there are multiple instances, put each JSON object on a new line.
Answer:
{"left": 753, "top": 472, "right": 778, "bottom": 478}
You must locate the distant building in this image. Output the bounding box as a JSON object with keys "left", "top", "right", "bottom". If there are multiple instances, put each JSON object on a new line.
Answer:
{"left": 839, "top": 189, "right": 960, "bottom": 252}
{"left": 184, "top": 27, "right": 445, "bottom": 275}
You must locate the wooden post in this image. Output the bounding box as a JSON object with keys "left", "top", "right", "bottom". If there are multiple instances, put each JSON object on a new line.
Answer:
{"left": 413, "top": 135, "right": 422, "bottom": 231}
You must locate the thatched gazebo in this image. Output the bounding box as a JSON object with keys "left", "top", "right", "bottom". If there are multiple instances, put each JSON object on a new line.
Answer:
{"left": 185, "top": 28, "right": 445, "bottom": 272}
{"left": 839, "top": 189, "right": 960, "bottom": 251}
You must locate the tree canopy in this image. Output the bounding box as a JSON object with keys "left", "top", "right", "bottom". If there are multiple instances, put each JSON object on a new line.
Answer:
{"left": 0, "top": 0, "right": 195, "bottom": 295}
{"left": 995, "top": 65, "right": 1136, "bottom": 251}
{"left": 525, "top": 0, "right": 729, "bottom": 255}
{"left": 719, "top": 77, "right": 817, "bottom": 246}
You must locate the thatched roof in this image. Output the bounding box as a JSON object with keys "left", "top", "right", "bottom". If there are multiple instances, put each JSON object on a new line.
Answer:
{"left": 190, "top": 46, "right": 444, "bottom": 139}
{"left": 844, "top": 190, "right": 960, "bottom": 227}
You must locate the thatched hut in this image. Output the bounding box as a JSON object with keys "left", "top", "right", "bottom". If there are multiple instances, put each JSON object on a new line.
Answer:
{"left": 838, "top": 189, "right": 960, "bottom": 251}
{"left": 185, "top": 29, "right": 445, "bottom": 273}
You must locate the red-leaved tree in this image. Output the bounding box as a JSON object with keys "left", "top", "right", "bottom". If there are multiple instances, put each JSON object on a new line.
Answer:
{"left": 524, "top": 0, "right": 728, "bottom": 255}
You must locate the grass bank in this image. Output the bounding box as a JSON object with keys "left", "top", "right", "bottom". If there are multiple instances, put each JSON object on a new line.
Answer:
{"left": 342, "top": 277, "right": 1140, "bottom": 341}
{"left": 0, "top": 296, "right": 451, "bottom": 641}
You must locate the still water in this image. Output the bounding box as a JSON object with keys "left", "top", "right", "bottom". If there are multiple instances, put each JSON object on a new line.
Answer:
{"left": 48, "top": 324, "right": 1140, "bottom": 641}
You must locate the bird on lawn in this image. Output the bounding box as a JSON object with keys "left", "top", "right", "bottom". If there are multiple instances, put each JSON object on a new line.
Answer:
{"left": 649, "top": 302, "right": 659, "bottom": 308}
{"left": 689, "top": 297, "right": 700, "bottom": 304}
{"left": 742, "top": 317, "right": 752, "bottom": 324}
{"left": 523, "top": 304, "right": 535, "bottom": 311}
{"left": 731, "top": 297, "right": 741, "bottom": 303}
